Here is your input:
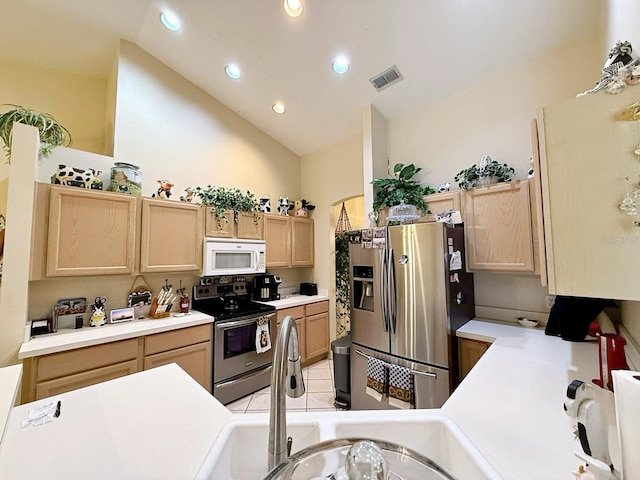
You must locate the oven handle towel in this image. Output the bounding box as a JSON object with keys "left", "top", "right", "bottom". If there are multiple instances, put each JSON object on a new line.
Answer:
{"left": 256, "top": 315, "right": 272, "bottom": 354}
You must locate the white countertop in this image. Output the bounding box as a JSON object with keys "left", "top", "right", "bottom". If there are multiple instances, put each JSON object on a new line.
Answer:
{"left": 19, "top": 311, "right": 215, "bottom": 359}
{"left": 444, "top": 319, "right": 601, "bottom": 480}
{"left": 0, "top": 364, "right": 232, "bottom": 480}
{"left": 1, "top": 317, "right": 607, "bottom": 479}
{"left": 259, "top": 292, "right": 329, "bottom": 309}
{"left": 0, "top": 365, "right": 22, "bottom": 445}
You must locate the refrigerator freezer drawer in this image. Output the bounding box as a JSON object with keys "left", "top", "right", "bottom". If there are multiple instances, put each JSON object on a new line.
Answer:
{"left": 350, "top": 345, "right": 451, "bottom": 411}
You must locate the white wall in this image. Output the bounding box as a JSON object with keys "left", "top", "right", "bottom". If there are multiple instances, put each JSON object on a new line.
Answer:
{"left": 606, "top": 0, "right": 640, "bottom": 344}
{"left": 605, "top": 0, "right": 640, "bottom": 55}
{"left": 301, "top": 133, "right": 363, "bottom": 291}
{"left": 113, "top": 41, "right": 300, "bottom": 201}
{"left": 385, "top": 36, "right": 603, "bottom": 318}
{"left": 0, "top": 59, "right": 107, "bottom": 156}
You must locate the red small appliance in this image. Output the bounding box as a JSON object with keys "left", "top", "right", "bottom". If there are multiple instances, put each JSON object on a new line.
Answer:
{"left": 593, "top": 333, "right": 629, "bottom": 391}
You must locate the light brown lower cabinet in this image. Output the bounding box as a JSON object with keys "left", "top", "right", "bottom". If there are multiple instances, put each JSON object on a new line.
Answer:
{"left": 143, "top": 324, "right": 212, "bottom": 392}
{"left": 276, "top": 301, "right": 329, "bottom": 367}
{"left": 458, "top": 338, "right": 491, "bottom": 381}
{"left": 22, "top": 324, "right": 213, "bottom": 404}
{"left": 35, "top": 360, "right": 139, "bottom": 400}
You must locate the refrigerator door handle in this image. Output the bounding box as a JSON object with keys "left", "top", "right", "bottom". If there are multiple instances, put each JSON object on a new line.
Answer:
{"left": 379, "top": 248, "right": 389, "bottom": 332}
{"left": 388, "top": 248, "right": 397, "bottom": 334}
{"left": 354, "top": 350, "right": 437, "bottom": 378}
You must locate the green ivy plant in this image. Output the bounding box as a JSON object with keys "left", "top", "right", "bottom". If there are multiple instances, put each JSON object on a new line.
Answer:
{"left": 335, "top": 231, "right": 351, "bottom": 338}
{"left": 193, "top": 185, "right": 260, "bottom": 229}
{"left": 0, "top": 105, "right": 72, "bottom": 163}
{"left": 371, "top": 162, "right": 435, "bottom": 215}
{"left": 454, "top": 156, "right": 515, "bottom": 190}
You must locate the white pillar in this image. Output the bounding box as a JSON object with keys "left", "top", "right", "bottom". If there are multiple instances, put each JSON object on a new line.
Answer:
{"left": 0, "top": 123, "right": 39, "bottom": 366}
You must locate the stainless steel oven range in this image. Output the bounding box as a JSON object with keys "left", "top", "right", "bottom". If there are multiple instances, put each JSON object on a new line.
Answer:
{"left": 192, "top": 278, "right": 276, "bottom": 405}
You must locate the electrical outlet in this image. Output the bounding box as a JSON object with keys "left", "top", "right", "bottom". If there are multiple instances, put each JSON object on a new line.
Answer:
{"left": 545, "top": 295, "right": 556, "bottom": 309}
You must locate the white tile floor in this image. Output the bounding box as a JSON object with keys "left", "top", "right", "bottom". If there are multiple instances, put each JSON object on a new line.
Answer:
{"left": 226, "top": 359, "right": 338, "bottom": 413}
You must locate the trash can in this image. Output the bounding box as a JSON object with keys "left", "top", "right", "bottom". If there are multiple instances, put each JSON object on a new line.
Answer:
{"left": 331, "top": 335, "right": 351, "bottom": 410}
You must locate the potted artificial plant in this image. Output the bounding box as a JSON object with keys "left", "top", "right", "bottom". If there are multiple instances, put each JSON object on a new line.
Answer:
{"left": 454, "top": 155, "right": 515, "bottom": 190}
{"left": 193, "top": 185, "right": 260, "bottom": 229}
{"left": 0, "top": 104, "right": 72, "bottom": 163}
{"left": 372, "top": 162, "right": 435, "bottom": 222}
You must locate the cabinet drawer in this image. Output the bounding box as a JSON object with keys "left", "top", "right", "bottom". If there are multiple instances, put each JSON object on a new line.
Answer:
{"left": 144, "top": 343, "right": 212, "bottom": 392}
{"left": 37, "top": 339, "right": 139, "bottom": 382}
{"left": 144, "top": 324, "right": 212, "bottom": 356}
{"left": 277, "top": 306, "right": 305, "bottom": 322}
{"left": 305, "top": 301, "right": 328, "bottom": 316}
{"left": 35, "top": 360, "right": 138, "bottom": 400}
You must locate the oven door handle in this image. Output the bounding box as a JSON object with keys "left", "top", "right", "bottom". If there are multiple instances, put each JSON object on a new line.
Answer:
{"left": 216, "top": 315, "right": 273, "bottom": 330}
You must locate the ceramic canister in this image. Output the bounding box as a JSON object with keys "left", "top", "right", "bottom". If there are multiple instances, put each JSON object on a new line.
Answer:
{"left": 109, "top": 162, "right": 143, "bottom": 196}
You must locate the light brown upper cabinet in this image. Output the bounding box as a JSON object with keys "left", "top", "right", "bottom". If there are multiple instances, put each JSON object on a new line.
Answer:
{"left": 419, "top": 191, "right": 461, "bottom": 223}
{"left": 538, "top": 87, "right": 640, "bottom": 300}
{"left": 236, "top": 212, "right": 263, "bottom": 240}
{"left": 377, "top": 191, "right": 460, "bottom": 225}
{"left": 291, "top": 217, "right": 314, "bottom": 266}
{"left": 204, "top": 210, "right": 263, "bottom": 240}
{"left": 204, "top": 209, "right": 234, "bottom": 238}
{"left": 46, "top": 186, "right": 137, "bottom": 276}
{"left": 462, "top": 180, "right": 541, "bottom": 274}
{"left": 263, "top": 214, "right": 314, "bottom": 268}
{"left": 140, "top": 198, "right": 203, "bottom": 273}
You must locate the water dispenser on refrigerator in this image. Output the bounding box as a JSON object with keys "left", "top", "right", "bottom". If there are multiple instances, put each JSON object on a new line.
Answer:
{"left": 352, "top": 265, "right": 374, "bottom": 311}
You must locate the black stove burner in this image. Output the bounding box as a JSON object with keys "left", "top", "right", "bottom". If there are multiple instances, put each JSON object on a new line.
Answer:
{"left": 192, "top": 294, "right": 275, "bottom": 321}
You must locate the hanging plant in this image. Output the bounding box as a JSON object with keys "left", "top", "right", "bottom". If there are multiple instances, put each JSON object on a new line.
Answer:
{"left": 371, "top": 162, "right": 435, "bottom": 215}
{"left": 0, "top": 105, "right": 72, "bottom": 163}
{"left": 454, "top": 155, "right": 515, "bottom": 190}
{"left": 335, "top": 231, "right": 351, "bottom": 338}
{"left": 193, "top": 185, "right": 260, "bottom": 228}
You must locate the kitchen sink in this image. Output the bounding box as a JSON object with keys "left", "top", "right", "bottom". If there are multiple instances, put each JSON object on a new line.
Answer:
{"left": 194, "top": 413, "right": 502, "bottom": 480}
{"left": 195, "top": 418, "right": 322, "bottom": 480}
{"left": 334, "top": 416, "right": 499, "bottom": 479}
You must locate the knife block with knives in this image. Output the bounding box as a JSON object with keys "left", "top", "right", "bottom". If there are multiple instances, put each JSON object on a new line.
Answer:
{"left": 148, "top": 286, "right": 175, "bottom": 319}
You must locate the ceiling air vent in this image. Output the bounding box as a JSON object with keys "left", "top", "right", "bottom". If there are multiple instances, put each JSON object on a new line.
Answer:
{"left": 369, "top": 65, "right": 404, "bottom": 92}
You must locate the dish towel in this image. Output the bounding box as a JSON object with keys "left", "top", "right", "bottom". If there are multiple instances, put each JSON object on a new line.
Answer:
{"left": 388, "top": 364, "right": 415, "bottom": 409}
{"left": 366, "top": 357, "right": 388, "bottom": 401}
{"left": 255, "top": 316, "right": 271, "bottom": 354}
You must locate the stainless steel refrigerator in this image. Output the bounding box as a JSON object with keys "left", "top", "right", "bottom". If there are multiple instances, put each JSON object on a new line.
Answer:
{"left": 349, "top": 222, "right": 474, "bottom": 410}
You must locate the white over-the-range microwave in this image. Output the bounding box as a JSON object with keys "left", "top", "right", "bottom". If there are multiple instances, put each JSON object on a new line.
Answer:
{"left": 203, "top": 238, "right": 266, "bottom": 276}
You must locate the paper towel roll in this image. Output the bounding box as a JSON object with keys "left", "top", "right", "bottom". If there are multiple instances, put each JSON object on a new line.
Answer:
{"left": 613, "top": 370, "right": 640, "bottom": 480}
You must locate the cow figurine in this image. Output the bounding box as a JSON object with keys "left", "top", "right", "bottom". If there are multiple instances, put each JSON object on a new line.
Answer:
{"left": 180, "top": 187, "right": 195, "bottom": 203}
{"left": 437, "top": 182, "right": 451, "bottom": 193}
{"left": 152, "top": 180, "right": 174, "bottom": 199}
{"left": 277, "top": 197, "right": 294, "bottom": 216}
{"left": 89, "top": 296, "right": 107, "bottom": 327}
{"left": 259, "top": 196, "right": 271, "bottom": 213}
{"left": 54, "top": 165, "right": 102, "bottom": 189}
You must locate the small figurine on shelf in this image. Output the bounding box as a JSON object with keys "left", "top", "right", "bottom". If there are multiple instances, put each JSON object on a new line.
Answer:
{"left": 152, "top": 179, "right": 174, "bottom": 199}
{"left": 179, "top": 187, "right": 195, "bottom": 203}
{"left": 277, "top": 197, "right": 294, "bottom": 216}
{"left": 260, "top": 195, "right": 271, "bottom": 213}
{"left": 89, "top": 296, "right": 107, "bottom": 327}
{"left": 177, "top": 281, "right": 190, "bottom": 313}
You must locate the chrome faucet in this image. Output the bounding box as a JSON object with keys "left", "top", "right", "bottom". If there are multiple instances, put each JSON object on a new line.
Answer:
{"left": 268, "top": 315, "right": 305, "bottom": 471}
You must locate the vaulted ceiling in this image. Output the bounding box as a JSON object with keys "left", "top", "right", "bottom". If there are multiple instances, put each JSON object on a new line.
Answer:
{"left": 2, "top": 0, "right": 604, "bottom": 155}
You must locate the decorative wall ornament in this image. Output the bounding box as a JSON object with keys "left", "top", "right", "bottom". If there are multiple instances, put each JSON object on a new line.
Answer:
{"left": 617, "top": 101, "right": 640, "bottom": 229}
{"left": 578, "top": 41, "right": 640, "bottom": 97}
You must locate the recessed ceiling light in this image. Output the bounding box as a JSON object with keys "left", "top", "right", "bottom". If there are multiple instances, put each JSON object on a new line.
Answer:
{"left": 225, "top": 64, "right": 241, "bottom": 80}
{"left": 332, "top": 56, "right": 350, "bottom": 74}
{"left": 283, "top": 0, "right": 303, "bottom": 17}
{"left": 272, "top": 103, "right": 286, "bottom": 114}
{"left": 160, "top": 11, "right": 181, "bottom": 31}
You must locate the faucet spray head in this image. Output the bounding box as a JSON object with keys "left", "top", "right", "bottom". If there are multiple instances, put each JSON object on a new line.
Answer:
{"left": 287, "top": 357, "right": 305, "bottom": 398}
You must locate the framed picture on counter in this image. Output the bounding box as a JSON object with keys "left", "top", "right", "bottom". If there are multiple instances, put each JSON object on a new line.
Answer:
{"left": 110, "top": 307, "right": 134, "bottom": 323}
